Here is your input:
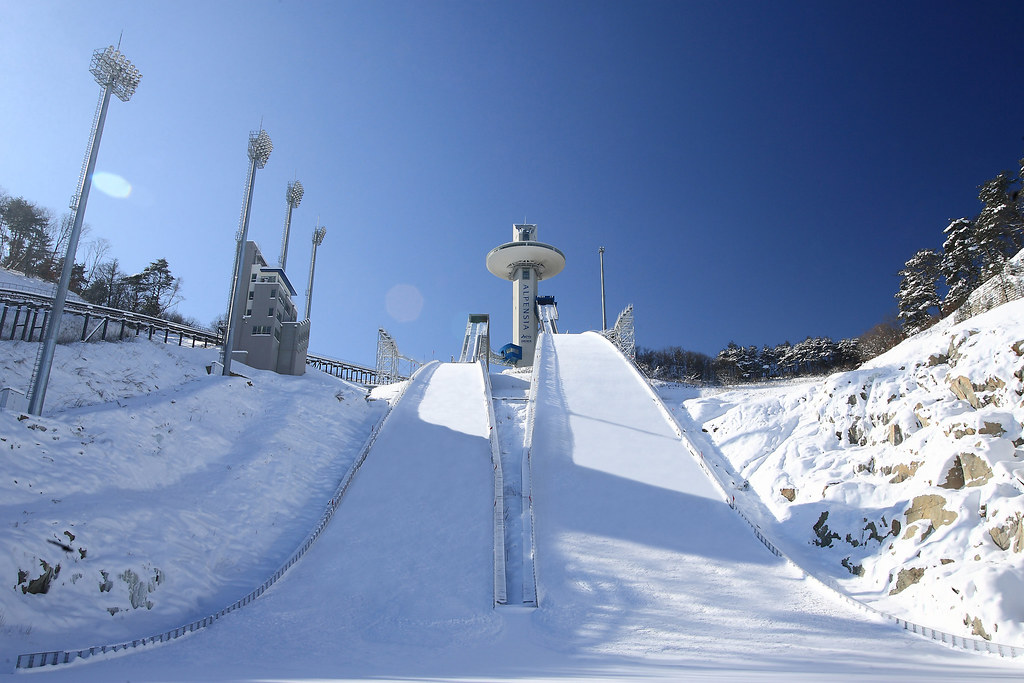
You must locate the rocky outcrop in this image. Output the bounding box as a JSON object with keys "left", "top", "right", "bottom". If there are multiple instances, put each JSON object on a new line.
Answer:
{"left": 950, "top": 375, "right": 981, "bottom": 408}
{"left": 881, "top": 461, "right": 921, "bottom": 484}
{"left": 990, "top": 513, "right": 1024, "bottom": 552}
{"left": 939, "top": 453, "right": 993, "bottom": 490}
{"left": 812, "top": 511, "right": 840, "bottom": 548}
{"left": 967, "top": 615, "right": 993, "bottom": 641}
{"left": 889, "top": 566, "right": 925, "bottom": 595}
{"left": 905, "top": 494, "right": 957, "bottom": 534}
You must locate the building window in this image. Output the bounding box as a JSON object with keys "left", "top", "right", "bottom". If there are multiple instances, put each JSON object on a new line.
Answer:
{"left": 252, "top": 325, "right": 271, "bottom": 336}
{"left": 245, "top": 308, "right": 252, "bottom": 316}
{"left": 268, "top": 307, "right": 275, "bottom": 317}
{"left": 250, "top": 273, "right": 257, "bottom": 282}
{"left": 270, "top": 288, "right": 276, "bottom": 299}
{"left": 522, "top": 268, "right": 531, "bottom": 280}
{"left": 248, "top": 291, "right": 254, "bottom": 300}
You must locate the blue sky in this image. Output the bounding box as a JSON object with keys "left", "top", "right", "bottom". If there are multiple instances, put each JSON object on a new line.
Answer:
{"left": 2, "top": 1, "right": 1023, "bottom": 366}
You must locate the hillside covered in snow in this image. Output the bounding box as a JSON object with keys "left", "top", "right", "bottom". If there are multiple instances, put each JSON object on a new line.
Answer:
{"left": 662, "top": 298, "right": 1024, "bottom": 646}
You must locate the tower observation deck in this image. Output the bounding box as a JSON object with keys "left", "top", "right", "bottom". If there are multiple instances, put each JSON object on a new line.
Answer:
{"left": 486, "top": 224, "right": 565, "bottom": 365}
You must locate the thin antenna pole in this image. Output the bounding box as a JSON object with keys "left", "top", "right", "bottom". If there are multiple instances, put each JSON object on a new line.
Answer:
{"left": 599, "top": 246, "right": 607, "bottom": 330}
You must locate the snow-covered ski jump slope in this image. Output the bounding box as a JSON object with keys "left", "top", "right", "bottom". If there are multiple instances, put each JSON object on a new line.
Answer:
{"left": 24, "top": 334, "right": 1022, "bottom": 681}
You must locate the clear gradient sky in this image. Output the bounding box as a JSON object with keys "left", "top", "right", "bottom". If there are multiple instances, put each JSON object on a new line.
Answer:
{"left": 2, "top": 1, "right": 1023, "bottom": 366}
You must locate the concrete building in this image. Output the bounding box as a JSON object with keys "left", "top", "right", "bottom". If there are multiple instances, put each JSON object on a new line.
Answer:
{"left": 230, "top": 241, "right": 309, "bottom": 375}
{"left": 486, "top": 224, "right": 565, "bottom": 365}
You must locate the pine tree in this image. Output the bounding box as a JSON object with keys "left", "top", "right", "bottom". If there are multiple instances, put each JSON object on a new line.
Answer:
{"left": 897, "top": 249, "right": 941, "bottom": 335}
{"left": 974, "top": 173, "right": 1024, "bottom": 277}
{"left": 941, "top": 217, "right": 979, "bottom": 311}
{"left": 0, "top": 197, "right": 53, "bottom": 277}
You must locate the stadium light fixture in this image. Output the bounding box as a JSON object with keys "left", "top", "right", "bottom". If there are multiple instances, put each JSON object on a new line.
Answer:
{"left": 278, "top": 179, "right": 304, "bottom": 270}
{"left": 220, "top": 128, "right": 273, "bottom": 377}
{"left": 27, "top": 45, "right": 141, "bottom": 415}
{"left": 305, "top": 222, "right": 327, "bottom": 321}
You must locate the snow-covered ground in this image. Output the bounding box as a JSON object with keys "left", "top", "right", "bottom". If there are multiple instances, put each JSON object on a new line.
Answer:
{"left": 0, "top": 338, "right": 387, "bottom": 669}
{"left": 660, "top": 299, "right": 1024, "bottom": 650}
{"left": 2, "top": 328, "right": 1021, "bottom": 680}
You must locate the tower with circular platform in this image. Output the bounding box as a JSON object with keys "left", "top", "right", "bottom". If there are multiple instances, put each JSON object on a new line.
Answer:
{"left": 486, "top": 223, "right": 565, "bottom": 365}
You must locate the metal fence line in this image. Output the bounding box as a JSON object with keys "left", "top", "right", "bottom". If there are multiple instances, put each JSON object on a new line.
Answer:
{"left": 0, "top": 288, "right": 220, "bottom": 349}
{"left": 15, "top": 365, "right": 427, "bottom": 670}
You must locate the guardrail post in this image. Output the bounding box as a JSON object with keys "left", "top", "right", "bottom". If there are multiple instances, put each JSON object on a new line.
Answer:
{"left": 8, "top": 306, "right": 18, "bottom": 340}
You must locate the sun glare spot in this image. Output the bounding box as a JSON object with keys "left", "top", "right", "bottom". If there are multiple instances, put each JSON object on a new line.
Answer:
{"left": 92, "top": 171, "right": 132, "bottom": 198}
{"left": 385, "top": 284, "right": 424, "bottom": 323}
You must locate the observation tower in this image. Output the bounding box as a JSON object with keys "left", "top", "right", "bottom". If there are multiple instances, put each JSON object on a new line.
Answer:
{"left": 486, "top": 224, "right": 565, "bottom": 365}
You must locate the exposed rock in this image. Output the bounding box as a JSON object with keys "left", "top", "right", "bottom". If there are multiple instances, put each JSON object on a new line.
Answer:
{"left": 989, "top": 513, "right": 1024, "bottom": 552}
{"left": 841, "top": 557, "right": 865, "bottom": 576}
{"left": 887, "top": 423, "right": 904, "bottom": 446}
{"left": 914, "top": 403, "right": 931, "bottom": 427}
{"left": 883, "top": 461, "right": 921, "bottom": 484}
{"left": 949, "top": 376, "right": 981, "bottom": 409}
{"left": 847, "top": 394, "right": 857, "bottom": 406}
{"left": 905, "top": 494, "right": 958, "bottom": 530}
{"left": 928, "top": 353, "right": 948, "bottom": 367}
{"left": 940, "top": 457, "right": 965, "bottom": 490}
{"left": 889, "top": 566, "right": 925, "bottom": 595}
{"left": 780, "top": 488, "right": 796, "bottom": 502}
{"left": 812, "top": 511, "right": 840, "bottom": 548}
{"left": 966, "top": 615, "right": 992, "bottom": 641}
{"left": 980, "top": 376, "right": 1006, "bottom": 392}
{"left": 978, "top": 421, "right": 1006, "bottom": 436}
{"left": 1013, "top": 340, "right": 1024, "bottom": 357}
{"left": 940, "top": 453, "right": 993, "bottom": 490}
{"left": 847, "top": 422, "right": 865, "bottom": 446}
{"left": 945, "top": 423, "right": 977, "bottom": 439}
{"left": 20, "top": 559, "right": 60, "bottom": 595}
{"left": 940, "top": 558, "right": 955, "bottom": 565}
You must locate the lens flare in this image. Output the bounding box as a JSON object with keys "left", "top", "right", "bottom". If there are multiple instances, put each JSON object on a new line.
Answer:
{"left": 92, "top": 171, "right": 132, "bottom": 198}
{"left": 385, "top": 284, "right": 424, "bottom": 323}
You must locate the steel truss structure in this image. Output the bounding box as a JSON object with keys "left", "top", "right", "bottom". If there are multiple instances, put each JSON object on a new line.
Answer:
{"left": 375, "top": 328, "right": 421, "bottom": 384}
{"left": 601, "top": 303, "right": 635, "bottom": 361}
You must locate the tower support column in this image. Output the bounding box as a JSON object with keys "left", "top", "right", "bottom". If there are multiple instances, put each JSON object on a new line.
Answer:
{"left": 513, "top": 266, "right": 539, "bottom": 364}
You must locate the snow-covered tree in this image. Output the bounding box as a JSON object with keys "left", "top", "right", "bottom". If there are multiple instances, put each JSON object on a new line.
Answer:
{"left": 897, "top": 248, "right": 941, "bottom": 335}
{"left": 974, "top": 172, "right": 1024, "bottom": 278}
{"left": 941, "top": 217, "right": 980, "bottom": 312}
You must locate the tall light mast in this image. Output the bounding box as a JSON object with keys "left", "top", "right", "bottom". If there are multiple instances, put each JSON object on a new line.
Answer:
{"left": 305, "top": 222, "right": 326, "bottom": 321}
{"left": 278, "top": 180, "right": 304, "bottom": 270}
{"left": 221, "top": 128, "right": 272, "bottom": 377}
{"left": 28, "top": 45, "right": 141, "bottom": 416}
{"left": 599, "top": 246, "right": 607, "bottom": 330}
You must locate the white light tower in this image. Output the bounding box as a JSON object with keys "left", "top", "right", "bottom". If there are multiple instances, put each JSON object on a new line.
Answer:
{"left": 28, "top": 44, "right": 141, "bottom": 416}
{"left": 221, "top": 128, "right": 272, "bottom": 377}
{"left": 304, "top": 222, "right": 326, "bottom": 321}
{"left": 278, "top": 180, "right": 304, "bottom": 270}
{"left": 486, "top": 224, "right": 565, "bottom": 365}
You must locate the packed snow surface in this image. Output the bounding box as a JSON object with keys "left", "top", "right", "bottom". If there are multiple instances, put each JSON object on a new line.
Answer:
{"left": 1, "top": 326, "right": 1022, "bottom": 680}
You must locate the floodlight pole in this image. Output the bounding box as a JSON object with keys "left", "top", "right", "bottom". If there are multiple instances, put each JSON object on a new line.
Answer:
{"left": 28, "top": 45, "right": 141, "bottom": 416}
{"left": 599, "top": 246, "right": 607, "bottom": 330}
{"left": 221, "top": 129, "right": 272, "bottom": 377}
{"left": 305, "top": 222, "right": 326, "bottom": 321}
{"left": 278, "top": 180, "right": 304, "bottom": 270}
